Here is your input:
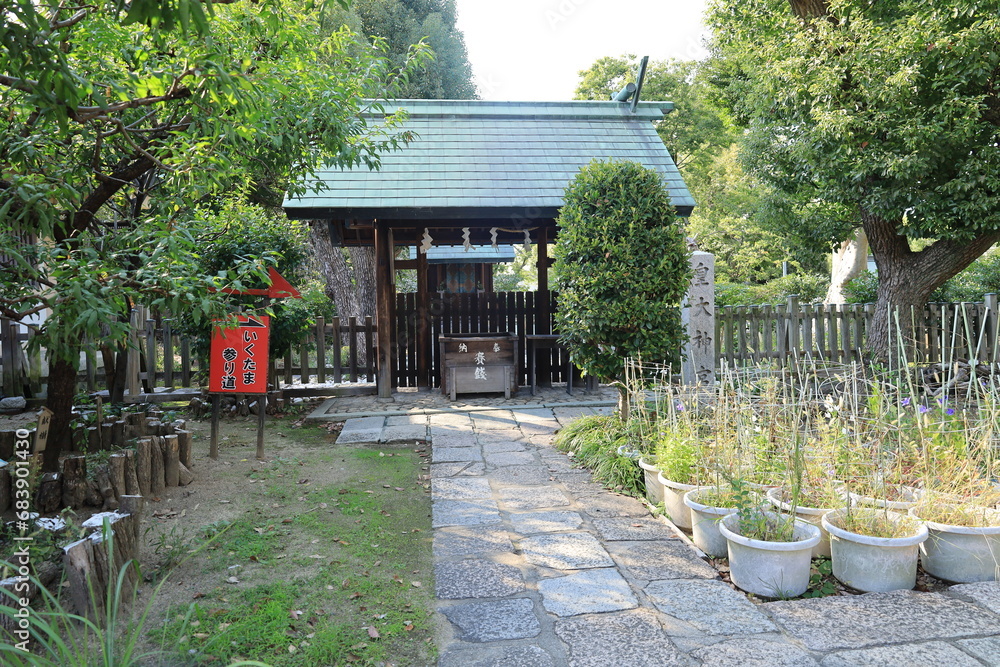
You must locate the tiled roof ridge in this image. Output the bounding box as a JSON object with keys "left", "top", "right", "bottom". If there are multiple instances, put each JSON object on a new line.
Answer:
{"left": 364, "top": 99, "right": 673, "bottom": 121}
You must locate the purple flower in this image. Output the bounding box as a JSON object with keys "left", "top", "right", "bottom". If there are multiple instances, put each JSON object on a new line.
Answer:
{"left": 675, "top": 401, "right": 686, "bottom": 412}
{"left": 918, "top": 405, "right": 929, "bottom": 414}
{"left": 901, "top": 397, "right": 911, "bottom": 407}
{"left": 946, "top": 408, "right": 955, "bottom": 416}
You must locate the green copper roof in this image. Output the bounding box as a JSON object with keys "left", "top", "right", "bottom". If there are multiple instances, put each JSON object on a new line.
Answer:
{"left": 283, "top": 100, "right": 694, "bottom": 220}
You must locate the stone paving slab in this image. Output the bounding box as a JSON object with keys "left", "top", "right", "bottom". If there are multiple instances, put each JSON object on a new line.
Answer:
{"left": 553, "top": 609, "right": 689, "bottom": 666}
{"left": 509, "top": 510, "right": 584, "bottom": 534}
{"left": 481, "top": 440, "right": 527, "bottom": 454}
{"left": 521, "top": 533, "right": 615, "bottom": 570}
{"left": 484, "top": 451, "right": 537, "bottom": 467}
{"left": 433, "top": 447, "right": 484, "bottom": 463}
{"left": 433, "top": 526, "right": 515, "bottom": 558}
{"left": 432, "top": 499, "right": 502, "bottom": 528}
{"left": 644, "top": 579, "right": 777, "bottom": 636}
{"left": 476, "top": 429, "right": 525, "bottom": 444}
{"left": 538, "top": 568, "right": 638, "bottom": 616}
{"left": 440, "top": 598, "right": 541, "bottom": 642}
{"left": 605, "top": 541, "right": 718, "bottom": 581}
{"left": 819, "top": 640, "right": 985, "bottom": 667}
{"left": 956, "top": 637, "right": 1000, "bottom": 665}
{"left": 551, "top": 406, "right": 597, "bottom": 425}
{"left": 689, "top": 638, "right": 820, "bottom": 667}
{"left": 576, "top": 493, "right": 650, "bottom": 518}
{"left": 488, "top": 464, "right": 552, "bottom": 486}
{"left": 431, "top": 477, "right": 493, "bottom": 500}
{"left": 948, "top": 581, "right": 1000, "bottom": 615}
{"left": 430, "top": 462, "right": 486, "bottom": 478}
{"left": 428, "top": 432, "right": 479, "bottom": 448}
{"left": 380, "top": 424, "right": 428, "bottom": 443}
{"left": 385, "top": 414, "right": 428, "bottom": 426}
{"left": 435, "top": 559, "right": 526, "bottom": 599}
{"left": 438, "top": 644, "right": 557, "bottom": 667}
{"left": 767, "top": 589, "right": 1000, "bottom": 651}
{"left": 496, "top": 485, "right": 571, "bottom": 510}
{"left": 335, "top": 416, "right": 384, "bottom": 444}
{"left": 470, "top": 410, "right": 520, "bottom": 429}
{"left": 591, "top": 517, "right": 682, "bottom": 541}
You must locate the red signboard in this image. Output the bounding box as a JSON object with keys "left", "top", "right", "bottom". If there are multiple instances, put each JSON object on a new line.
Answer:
{"left": 209, "top": 315, "right": 270, "bottom": 394}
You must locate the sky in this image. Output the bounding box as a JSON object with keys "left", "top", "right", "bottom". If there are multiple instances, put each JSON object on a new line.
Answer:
{"left": 454, "top": 0, "right": 710, "bottom": 101}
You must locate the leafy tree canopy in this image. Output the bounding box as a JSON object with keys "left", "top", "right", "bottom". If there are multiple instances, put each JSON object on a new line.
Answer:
{"left": 553, "top": 160, "right": 691, "bottom": 382}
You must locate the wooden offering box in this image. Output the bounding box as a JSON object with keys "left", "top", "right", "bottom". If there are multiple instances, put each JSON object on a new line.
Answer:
{"left": 439, "top": 333, "right": 519, "bottom": 400}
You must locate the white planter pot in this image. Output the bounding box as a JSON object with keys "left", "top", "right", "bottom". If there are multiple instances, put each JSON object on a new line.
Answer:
{"left": 909, "top": 507, "right": 1000, "bottom": 583}
{"left": 719, "top": 511, "right": 821, "bottom": 599}
{"left": 684, "top": 487, "right": 736, "bottom": 558}
{"left": 848, "top": 486, "right": 920, "bottom": 512}
{"left": 639, "top": 457, "right": 664, "bottom": 506}
{"left": 765, "top": 487, "right": 837, "bottom": 558}
{"left": 822, "top": 508, "right": 928, "bottom": 593}
{"left": 658, "top": 472, "right": 697, "bottom": 530}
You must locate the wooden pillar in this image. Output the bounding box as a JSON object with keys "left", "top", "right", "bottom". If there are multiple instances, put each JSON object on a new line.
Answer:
{"left": 536, "top": 227, "right": 553, "bottom": 384}
{"left": 416, "top": 247, "right": 431, "bottom": 387}
{"left": 374, "top": 221, "right": 395, "bottom": 399}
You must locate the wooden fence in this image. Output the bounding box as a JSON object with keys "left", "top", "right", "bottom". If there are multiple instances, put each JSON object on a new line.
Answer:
{"left": 717, "top": 294, "right": 1000, "bottom": 366}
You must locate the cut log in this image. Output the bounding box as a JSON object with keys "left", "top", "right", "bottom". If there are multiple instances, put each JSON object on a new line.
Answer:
{"left": 63, "top": 537, "right": 97, "bottom": 615}
{"left": 112, "top": 420, "right": 125, "bottom": 448}
{"left": 162, "top": 434, "right": 179, "bottom": 487}
{"left": 177, "top": 461, "right": 194, "bottom": 486}
{"left": 35, "top": 472, "right": 62, "bottom": 513}
{"left": 149, "top": 437, "right": 165, "bottom": 495}
{"left": 84, "top": 478, "right": 102, "bottom": 507}
{"left": 94, "top": 465, "right": 117, "bottom": 510}
{"left": 136, "top": 437, "right": 152, "bottom": 496}
{"left": 122, "top": 449, "right": 140, "bottom": 497}
{"left": 0, "top": 430, "right": 14, "bottom": 460}
{"left": 108, "top": 454, "right": 127, "bottom": 501}
{"left": 145, "top": 419, "right": 160, "bottom": 439}
{"left": 100, "top": 422, "right": 114, "bottom": 449}
{"left": 61, "top": 456, "right": 88, "bottom": 509}
{"left": 87, "top": 426, "right": 101, "bottom": 453}
{"left": 176, "top": 429, "right": 193, "bottom": 468}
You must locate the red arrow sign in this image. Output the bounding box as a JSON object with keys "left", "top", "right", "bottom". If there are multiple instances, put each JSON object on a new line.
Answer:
{"left": 217, "top": 267, "right": 302, "bottom": 299}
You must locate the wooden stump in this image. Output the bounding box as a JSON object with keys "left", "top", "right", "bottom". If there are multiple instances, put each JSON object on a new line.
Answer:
{"left": 63, "top": 537, "right": 97, "bottom": 615}
{"left": 163, "top": 434, "right": 179, "bottom": 487}
{"left": 0, "top": 465, "right": 9, "bottom": 514}
{"left": 112, "top": 420, "right": 125, "bottom": 448}
{"left": 177, "top": 461, "right": 195, "bottom": 486}
{"left": 136, "top": 437, "right": 152, "bottom": 497}
{"left": 36, "top": 472, "right": 62, "bottom": 513}
{"left": 123, "top": 449, "right": 140, "bottom": 497}
{"left": 87, "top": 426, "right": 101, "bottom": 453}
{"left": 100, "top": 422, "right": 115, "bottom": 449}
{"left": 108, "top": 454, "right": 127, "bottom": 502}
{"left": 61, "top": 456, "right": 88, "bottom": 509}
{"left": 95, "top": 465, "right": 117, "bottom": 510}
{"left": 149, "top": 437, "right": 165, "bottom": 495}
{"left": 176, "top": 429, "right": 193, "bottom": 468}
{"left": 145, "top": 419, "right": 160, "bottom": 439}
{"left": 0, "top": 431, "right": 14, "bottom": 460}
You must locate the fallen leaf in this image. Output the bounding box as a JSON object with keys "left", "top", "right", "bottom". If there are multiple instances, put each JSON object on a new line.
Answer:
{"left": 394, "top": 487, "right": 403, "bottom": 491}
{"left": 193, "top": 633, "right": 210, "bottom": 640}
{"left": 219, "top": 500, "right": 231, "bottom": 504}
{"left": 298, "top": 478, "right": 310, "bottom": 484}
{"left": 349, "top": 592, "right": 362, "bottom": 600}
{"left": 404, "top": 623, "right": 414, "bottom": 631}
{"left": 227, "top": 576, "right": 239, "bottom": 584}
{"left": 290, "top": 609, "right": 303, "bottom": 620}
{"left": 367, "top": 626, "right": 381, "bottom": 640}
{"left": 193, "top": 592, "right": 206, "bottom": 599}
{"left": 288, "top": 644, "right": 298, "bottom": 653}
{"left": 411, "top": 581, "right": 421, "bottom": 588}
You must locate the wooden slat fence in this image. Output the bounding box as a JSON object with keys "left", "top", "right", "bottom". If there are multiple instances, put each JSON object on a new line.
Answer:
{"left": 717, "top": 294, "right": 1000, "bottom": 366}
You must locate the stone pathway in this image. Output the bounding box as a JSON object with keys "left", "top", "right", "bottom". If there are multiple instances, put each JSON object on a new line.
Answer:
{"left": 335, "top": 401, "right": 1000, "bottom": 666}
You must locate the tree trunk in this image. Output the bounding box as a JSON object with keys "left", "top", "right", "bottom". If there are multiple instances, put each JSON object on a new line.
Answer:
{"left": 309, "top": 222, "right": 377, "bottom": 366}
{"left": 42, "top": 353, "right": 79, "bottom": 472}
{"left": 826, "top": 228, "right": 868, "bottom": 305}
{"left": 862, "top": 210, "right": 1000, "bottom": 364}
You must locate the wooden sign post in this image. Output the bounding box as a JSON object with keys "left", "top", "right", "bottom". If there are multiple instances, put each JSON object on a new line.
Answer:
{"left": 209, "top": 315, "right": 270, "bottom": 460}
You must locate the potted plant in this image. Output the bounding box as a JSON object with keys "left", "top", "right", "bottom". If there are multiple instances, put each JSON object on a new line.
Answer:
{"left": 766, "top": 481, "right": 846, "bottom": 558}
{"left": 684, "top": 483, "right": 755, "bottom": 558}
{"left": 821, "top": 507, "right": 928, "bottom": 592}
{"left": 718, "top": 506, "right": 821, "bottom": 599}
{"left": 909, "top": 497, "right": 1000, "bottom": 583}
{"left": 653, "top": 426, "right": 704, "bottom": 531}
